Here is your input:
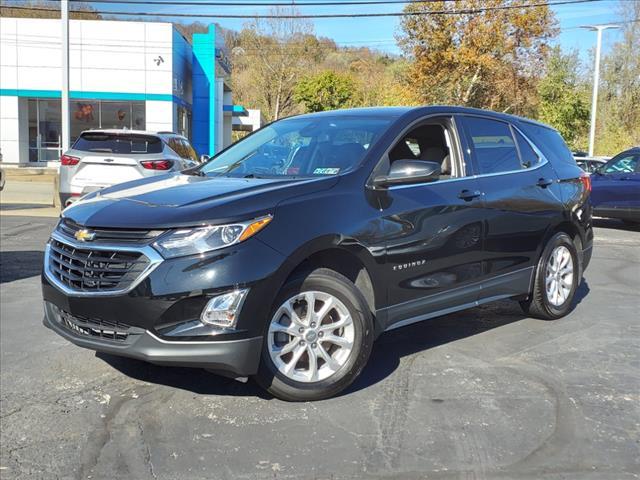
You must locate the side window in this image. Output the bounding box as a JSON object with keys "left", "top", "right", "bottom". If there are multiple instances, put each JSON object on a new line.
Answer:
{"left": 388, "top": 122, "right": 459, "bottom": 179}
{"left": 463, "top": 117, "right": 522, "bottom": 174}
{"left": 603, "top": 154, "right": 638, "bottom": 174}
{"left": 514, "top": 130, "right": 540, "bottom": 168}
{"left": 166, "top": 137, "right": 184, "bottom": 158}
{"left": 180, "top": 139, "right": 198, "bottom": 162}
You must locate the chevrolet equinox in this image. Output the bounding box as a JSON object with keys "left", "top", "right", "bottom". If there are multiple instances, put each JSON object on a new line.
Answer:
{"left": 42, "top": 107, "right": 593, "bottom": 401}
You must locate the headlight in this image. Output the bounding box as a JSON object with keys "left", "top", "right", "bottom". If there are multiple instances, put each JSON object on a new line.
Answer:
{"left": 153, "top": 215, "right": 272, "bottom": 258}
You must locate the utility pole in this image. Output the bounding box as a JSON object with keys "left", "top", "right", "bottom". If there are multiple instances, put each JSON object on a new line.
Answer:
{"left": 581, "top": 25, "right": 618, "bottom": 157}
{"left": 61, "top": 0, "right": 70, "bottom": 154}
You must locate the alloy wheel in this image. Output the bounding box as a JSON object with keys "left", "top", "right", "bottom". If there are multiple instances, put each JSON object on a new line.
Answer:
{"left": 267, "top": 291, "right": 355, "bottom": 383}
{"left": 545, "top": 245, "right": 574, "bottom": 307}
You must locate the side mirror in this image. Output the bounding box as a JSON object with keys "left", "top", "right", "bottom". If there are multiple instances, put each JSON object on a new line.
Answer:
{"left": 200, "top": 154, "right": 210, "bottom": 163}
{"left": 372, "top": 160, "right": 441, "bottom": 188}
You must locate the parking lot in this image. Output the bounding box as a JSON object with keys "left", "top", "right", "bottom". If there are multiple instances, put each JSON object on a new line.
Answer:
{"left": 0, "top": 214, "right": 638, "bottom": 480}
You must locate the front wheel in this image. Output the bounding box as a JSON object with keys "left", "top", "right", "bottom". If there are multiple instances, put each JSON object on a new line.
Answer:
{"left": 255, "top": 268, "right": 374, "bottom": 401}
{"left": 520, "top": 232, "right": 580, "bottom": 320}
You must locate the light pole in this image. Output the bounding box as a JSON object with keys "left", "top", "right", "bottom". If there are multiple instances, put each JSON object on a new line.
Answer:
{"left": 581, "top": 25, "right": 618, "bottom": 157}
{"left": 61, "top": 0, "right": 70, "bottom": 155}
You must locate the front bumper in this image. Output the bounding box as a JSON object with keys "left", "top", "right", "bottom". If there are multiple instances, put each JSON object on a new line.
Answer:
{"left": 43, "top": 301, "right": 263, "bottom": 376}
{"left": 42, "top": 232, "right": 289, "bottom": 376}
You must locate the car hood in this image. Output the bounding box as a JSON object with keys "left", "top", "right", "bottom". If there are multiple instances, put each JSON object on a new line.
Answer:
{"left": 62, "top": 173, "right": 339, "bottom": 229}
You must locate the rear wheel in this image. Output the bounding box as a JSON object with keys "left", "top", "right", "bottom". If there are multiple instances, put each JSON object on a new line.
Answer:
{"left": 520, "top": 232, "right": 579, "bottom": 320}
{"left": 255, "top": 268, "right": 374, "bottom": 401}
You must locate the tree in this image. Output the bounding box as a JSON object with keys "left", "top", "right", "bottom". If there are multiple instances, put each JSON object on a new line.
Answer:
{"left": 537, "top": 47, "right": 590, "bottom": 148}
{"left": 294, "top": 71, "right": 355, "bottom": 112}
{"left": 397, "top": 0, "right": 557, "bottom": 115}
{"left": 595, "top": 0, "right": 640, "bottom": 154}
{"left": 231, "top": 8, "right": 324, "bottom": 122}
{"left": 0, "top": 0, "right": 101, "bottom": 19}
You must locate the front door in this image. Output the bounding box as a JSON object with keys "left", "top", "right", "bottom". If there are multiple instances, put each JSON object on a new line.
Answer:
{"left": 376, "top": 117, "right": 487, "bottom": 329}
{"left": 591, "top": 152, "right": 640, "bottom": 218}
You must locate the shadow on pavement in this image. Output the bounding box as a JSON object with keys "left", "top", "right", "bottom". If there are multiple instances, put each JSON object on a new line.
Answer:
{"left": 97, "top": 353, "right": 269, "bottom": 398}
{"left": 0, "top": 203, "right": 53, "bottom": 211}
{"left": 593, "top": 218, "right": 640, "bottom": 232}
{"left": 97, "top": 280, "right": 591, "bottom": 400}
{"left": 0, "top": 250, "right": 44, "bottom": 283}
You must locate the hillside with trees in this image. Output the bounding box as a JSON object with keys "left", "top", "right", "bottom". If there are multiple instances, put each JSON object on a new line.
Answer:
{"left": 2, "top": 0, "right": 638, "bottom": 154}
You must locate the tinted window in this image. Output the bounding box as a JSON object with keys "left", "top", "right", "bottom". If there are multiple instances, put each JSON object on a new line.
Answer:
{"left": 463, "top": 117, "right": 521, "bottom": 174}
{"left": 166, "top": 137, "right": 196, "bottom": 161}
{"left": 73, "top": 133, "right": 162, "bottom": 154}
{"left": 603, "top": 154, "right": 638, "bottom": 174}
{"left": 518, "top": 123, "right": 574, "bottom": 166}
{"left": 514, "top": 130, "right": 539, "bottom": 168}
{"left": 181, "top": 139, "right": 198, "bottom": 162}
{"left": 199, "top": 116, "right": 392, "bottom": 178}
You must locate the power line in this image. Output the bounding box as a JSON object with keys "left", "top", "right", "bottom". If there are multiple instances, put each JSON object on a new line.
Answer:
{"left": 65, "top": 0, "right": 457, "bottom": 5}
{"left": 2, "top": 0, "right": 604, "bottom": 19}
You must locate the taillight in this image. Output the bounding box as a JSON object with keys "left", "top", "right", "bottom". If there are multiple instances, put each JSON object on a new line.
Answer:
{"left": 580, "top": 173, "right": 592, "bottom": 192}
{"left": 60, "top": 154, "right": 80, "bottom": 166}
{"left": 141, "top": 160, "right": 174, "bottom": 170}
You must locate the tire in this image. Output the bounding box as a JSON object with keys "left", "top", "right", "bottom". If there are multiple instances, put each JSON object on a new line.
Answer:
{"left": 255, "top": 268, "right": 374, "bottom": 401}
{"left": 520, "top": 232, "right": 580, "bottom": 320}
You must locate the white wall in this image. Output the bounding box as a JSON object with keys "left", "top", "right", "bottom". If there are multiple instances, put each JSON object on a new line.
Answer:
{"left": 0, "top": 96, "right": 20, "bottom": 164}
{"left": 145, "top": 101, "right": 173, "bottom": 133}
{"left": 0, "top": 17, "right": 175, "bottom": 96}
{"left": 0, "top": 17, "right": 192, "bottom": 162}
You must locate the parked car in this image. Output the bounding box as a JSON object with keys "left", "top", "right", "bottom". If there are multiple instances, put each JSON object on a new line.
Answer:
{"left": 58, "top": 130, "right": 200, "bottom": 207}
{"left": 590, "top": 146, "right": 640, "bottom": 225}
{"left": 576, "top": 157, "right": 606, "bottom": 174}
{"left": 42, "top": 107, "right": 593, "bottom": 401}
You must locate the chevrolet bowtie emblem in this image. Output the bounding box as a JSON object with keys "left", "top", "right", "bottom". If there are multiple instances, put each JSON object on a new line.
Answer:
{"left": 75, "top": 229, "right": 96, "bottom": 242}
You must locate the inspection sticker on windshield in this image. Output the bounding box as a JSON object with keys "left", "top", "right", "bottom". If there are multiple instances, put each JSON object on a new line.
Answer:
{"left": 313, "top": 168, "right": 340, "bottom": 175}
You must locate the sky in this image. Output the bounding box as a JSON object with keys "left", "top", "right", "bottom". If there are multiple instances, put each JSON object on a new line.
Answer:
{"left": 77, "top": 0, "right": 628, "bottom": 60}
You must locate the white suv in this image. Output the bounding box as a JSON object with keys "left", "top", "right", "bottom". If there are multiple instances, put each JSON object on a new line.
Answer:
{"left": 59, "top": 130, "right": 200, "bottom": 207}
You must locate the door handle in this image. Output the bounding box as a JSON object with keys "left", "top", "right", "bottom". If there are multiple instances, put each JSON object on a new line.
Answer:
{"left": 458, "top": 189, "right": 482, "bottom": 201}
{"left": 536, "top": 178, "right": 553, "bottom": 188}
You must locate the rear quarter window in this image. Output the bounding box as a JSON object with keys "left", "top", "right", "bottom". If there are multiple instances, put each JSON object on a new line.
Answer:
{"left": 517, "top": 122, "right": 575, "bottom": 166}
{"left": 73, "top": 133, "right": 163, "bottom": 154}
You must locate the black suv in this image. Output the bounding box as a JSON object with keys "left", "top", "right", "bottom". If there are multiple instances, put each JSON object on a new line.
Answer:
{"left": 42, "top": 107, "right": 593, "bottom": 401}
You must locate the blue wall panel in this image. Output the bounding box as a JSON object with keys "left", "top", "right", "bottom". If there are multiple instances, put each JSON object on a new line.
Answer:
{"left": 192, "top": 25, "right": 216, "bottom": 157}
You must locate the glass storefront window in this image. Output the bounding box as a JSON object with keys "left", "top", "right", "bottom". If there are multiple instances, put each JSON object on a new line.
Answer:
{"left": 27, "top": 98, "right": 149, "bottom": 162}
{"left": 71, "top": 101, "right": 100, "bottom": 140}
{"left": 132, "top": 102, "right": 145, "bottom": 130}
{"left": 28, "top": 98, "right": 62, "bottom": 162}
{"left": 177, "top": 105, "right": 191, "bottom": 139}
{"left": 100, "top": 101, "right": 131, "bottom": 130}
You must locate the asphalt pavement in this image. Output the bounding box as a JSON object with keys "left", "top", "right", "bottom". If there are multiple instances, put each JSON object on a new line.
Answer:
{"left": 0, "top": 215, "right": 638, "bottom": 480}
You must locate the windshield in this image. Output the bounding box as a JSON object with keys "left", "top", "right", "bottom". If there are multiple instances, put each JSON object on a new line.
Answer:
{"left": 199, "top": 116, "right": 392, "bottom": 178}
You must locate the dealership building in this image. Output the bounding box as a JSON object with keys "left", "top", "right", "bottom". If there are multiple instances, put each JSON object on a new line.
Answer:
{"left": 0, "top": 17, "right": 259, "bottom": 165}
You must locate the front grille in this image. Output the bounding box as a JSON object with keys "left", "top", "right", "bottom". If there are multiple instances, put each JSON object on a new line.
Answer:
{"left": 48, "top": 238, "right": 150, "bottom": 292}
{"left": 56, "top": 308, "right": 131, "bottom": 342}
{"left": 58, "top": 218, "right": 163, "bottom": 244}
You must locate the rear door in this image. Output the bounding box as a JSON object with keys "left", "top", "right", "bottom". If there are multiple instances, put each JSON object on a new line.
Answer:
{"left": 457, "top": 115, "right": 565, "bottom": 298}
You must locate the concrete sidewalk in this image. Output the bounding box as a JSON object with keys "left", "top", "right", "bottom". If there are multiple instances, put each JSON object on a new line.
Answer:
{"left": 0, "top": 172, "right": 61, "bottom": 217}
{"left": 0, "top": 203, "right": 60, "bottom": 218}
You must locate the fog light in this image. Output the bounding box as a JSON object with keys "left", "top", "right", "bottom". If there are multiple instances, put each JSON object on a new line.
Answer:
{"left": 200, "top": 289, "right": 248, "bottom": 328}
